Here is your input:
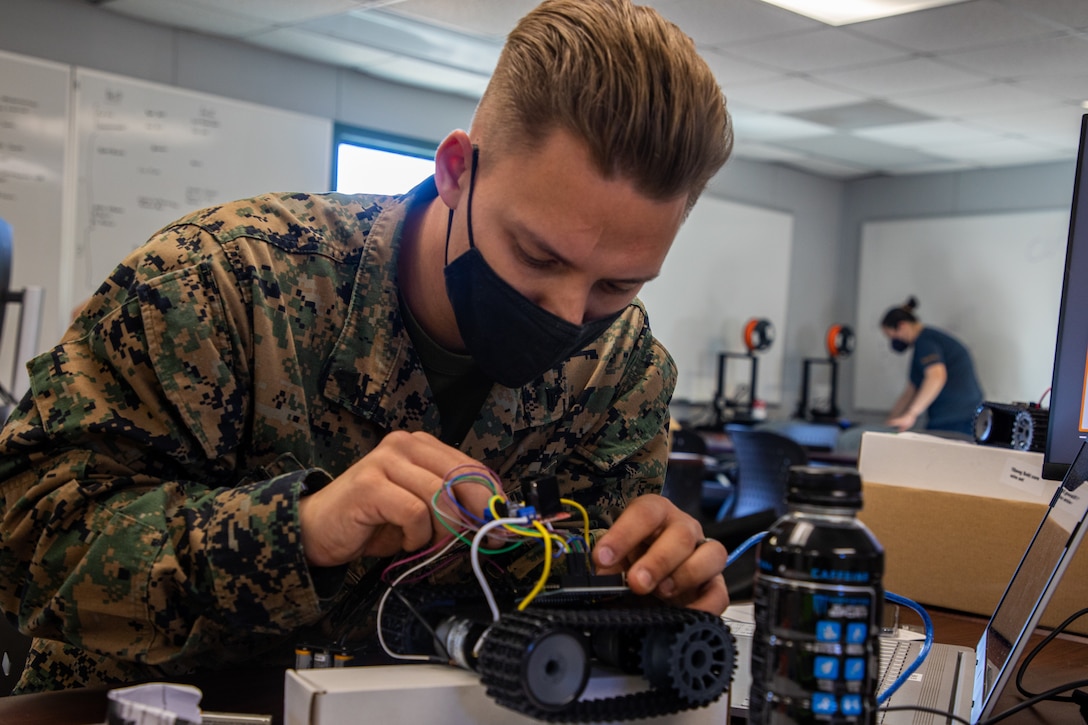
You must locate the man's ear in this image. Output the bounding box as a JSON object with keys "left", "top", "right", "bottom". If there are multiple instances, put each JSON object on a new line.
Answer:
{"left": 434, "top": 130, "right": 473, "bottom": 211}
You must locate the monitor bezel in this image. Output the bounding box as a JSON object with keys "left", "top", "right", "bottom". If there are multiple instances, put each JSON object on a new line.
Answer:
{"left": 1043, "top": 114, "right": 1088, "bottom": 481}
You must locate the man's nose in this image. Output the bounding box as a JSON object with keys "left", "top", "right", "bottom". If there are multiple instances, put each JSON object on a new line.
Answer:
{"left": 536, "top": 286, "right": 591, "bottom": 327}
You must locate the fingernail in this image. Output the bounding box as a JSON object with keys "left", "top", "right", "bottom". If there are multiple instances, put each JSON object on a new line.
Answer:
{"left": 597, "top": 545, "right": 616, "bottom": 566}
{"left": 635, "top": 569, "right": 653, "bottom": 590}
{"left": 659, "top": 577, "right": 676, "bottom": 597}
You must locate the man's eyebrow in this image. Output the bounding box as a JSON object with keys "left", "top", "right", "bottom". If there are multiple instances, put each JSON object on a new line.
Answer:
{"left": 519, "top": 227, "right": 660, "bottom": 284}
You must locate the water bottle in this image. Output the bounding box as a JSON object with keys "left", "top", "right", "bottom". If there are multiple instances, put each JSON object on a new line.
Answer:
{"left": 748, "top": 465, "right": 884, "bottom": 724}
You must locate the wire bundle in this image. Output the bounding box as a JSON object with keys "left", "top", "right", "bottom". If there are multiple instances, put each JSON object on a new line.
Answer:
{"left": 376, "top": 465, "right": 592, "bottom": 661}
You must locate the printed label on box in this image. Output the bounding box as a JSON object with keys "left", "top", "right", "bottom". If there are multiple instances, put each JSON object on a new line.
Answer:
{"left": 1001, "top": 459, "right": 1046, "bottom": 498}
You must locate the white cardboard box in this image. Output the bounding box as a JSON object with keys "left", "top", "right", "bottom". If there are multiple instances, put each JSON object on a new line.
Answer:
{"left": 284, "top": 664, "right": 731, "bottom": 725}
{"left": 857, "top": 431, "right": 1088, "bottom": 632}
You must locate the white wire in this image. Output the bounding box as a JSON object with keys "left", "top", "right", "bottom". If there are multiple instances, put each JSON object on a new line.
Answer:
{"left": 472, "top": 516, "right": 531, "bottom": 622}
{"left": 377, "top": 536, "right": 463, "bottom": 661}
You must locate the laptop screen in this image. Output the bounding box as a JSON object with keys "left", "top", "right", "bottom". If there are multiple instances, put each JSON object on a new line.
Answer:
{"left": 972, "top": 439, "right": 1088, "bottom": 721}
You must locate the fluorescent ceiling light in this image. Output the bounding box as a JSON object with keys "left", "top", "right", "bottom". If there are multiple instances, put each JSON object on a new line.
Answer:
{"left": 757, "top": 0, "right": 969, "bottom": 26}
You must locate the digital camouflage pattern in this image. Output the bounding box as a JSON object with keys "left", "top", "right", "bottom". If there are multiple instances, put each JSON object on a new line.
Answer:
{"left": 0, "top": 180, "right": 675, "bottom": 692}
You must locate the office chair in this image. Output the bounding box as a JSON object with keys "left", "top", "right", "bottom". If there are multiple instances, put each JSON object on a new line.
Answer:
{"left": 0, "top": 615, "right": 31, "bottom": 696}
{"left": 717, "top": 427, "right": 808, "bottom": 521}
{"left": 705, "top": 427, "right": 808, "bottom": 600}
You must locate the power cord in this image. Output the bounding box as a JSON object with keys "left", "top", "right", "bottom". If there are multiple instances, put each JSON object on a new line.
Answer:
{"left": 1015, "top": 605, "right": 1088, "bottom": 704}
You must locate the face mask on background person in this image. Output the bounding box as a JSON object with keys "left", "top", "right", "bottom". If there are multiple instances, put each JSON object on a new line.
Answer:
{"left": 890, "top": 339, "right": 910, "bottom": 354}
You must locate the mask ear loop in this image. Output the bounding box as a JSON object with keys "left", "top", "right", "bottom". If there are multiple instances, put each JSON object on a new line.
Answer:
{"left": 444, "top": 146, "right": 482, "bottom": 266}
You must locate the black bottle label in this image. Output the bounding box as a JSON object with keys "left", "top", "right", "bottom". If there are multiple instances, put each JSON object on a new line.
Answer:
{"left": 750, "top": 575, "right": 881, "bottom": 724}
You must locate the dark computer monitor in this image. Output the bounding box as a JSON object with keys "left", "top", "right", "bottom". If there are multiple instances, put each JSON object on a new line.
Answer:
{"left": 1043, "top": 114, "right": 1088, "bottom": 480}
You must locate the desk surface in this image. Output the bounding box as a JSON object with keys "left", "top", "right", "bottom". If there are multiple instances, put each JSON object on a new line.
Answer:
{"left": 3, "top": 608, "right": 1086, "bottom": 724}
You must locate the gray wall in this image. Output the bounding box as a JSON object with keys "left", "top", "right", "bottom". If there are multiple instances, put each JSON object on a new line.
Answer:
{"left": 4, "top": 0, "right": 1077, "bottom": 421}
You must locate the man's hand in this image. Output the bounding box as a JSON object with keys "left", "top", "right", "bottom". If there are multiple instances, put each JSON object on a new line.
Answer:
{"left": 592, "top": 494, "right": 729, "bottom": 615}
{"left": 297, "top": 431, "right": 494, "bottom": 567}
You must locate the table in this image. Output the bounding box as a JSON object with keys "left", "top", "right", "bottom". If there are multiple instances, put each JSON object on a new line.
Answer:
{"left": 2, "top": 609, "right": 1086, "bottom": 724}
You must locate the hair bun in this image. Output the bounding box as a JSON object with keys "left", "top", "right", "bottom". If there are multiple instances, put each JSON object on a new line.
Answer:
{"left": 904, "top": 295, "right": 918, "bottom": 311}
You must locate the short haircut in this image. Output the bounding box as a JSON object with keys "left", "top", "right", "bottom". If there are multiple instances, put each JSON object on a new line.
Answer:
{"left": 474, "top": 0, "right": 733, "bottom": 211}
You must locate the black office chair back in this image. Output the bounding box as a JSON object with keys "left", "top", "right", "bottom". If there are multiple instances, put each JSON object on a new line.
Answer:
{"left": 725, "top": 428, "right": 808, "bottom": 519}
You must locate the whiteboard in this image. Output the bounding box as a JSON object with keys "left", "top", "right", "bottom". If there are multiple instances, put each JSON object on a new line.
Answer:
{"left": 638, "top": 196, "right": 793, "bottom": 404}
{"left": 71, "top": 68, "right": 333, "bottom": 311}
{"left": 854, "top": 211, "right": 1069, "bottom": 412}
{"left": 0, "top": 50, "right": 70, "bottom": 394}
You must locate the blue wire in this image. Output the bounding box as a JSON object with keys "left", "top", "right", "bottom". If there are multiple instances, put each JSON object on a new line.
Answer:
{"left": 725, "top": 531, "right": 767, "bottom": 567}
{"left": 878, "top": 591, "right": 934, "bottom": 704}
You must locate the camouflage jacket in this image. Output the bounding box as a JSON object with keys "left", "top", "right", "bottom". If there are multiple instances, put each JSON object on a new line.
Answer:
{"left": 0, "top": 183, "right": 676, "bottom": 691}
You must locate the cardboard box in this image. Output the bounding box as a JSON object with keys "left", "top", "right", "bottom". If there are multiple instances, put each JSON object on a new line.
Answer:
{"left": 284, "top": 664, "right": 730, "bottom": 725}
{"left": 857, "top": 431, "right": 1088, "bottom": 633}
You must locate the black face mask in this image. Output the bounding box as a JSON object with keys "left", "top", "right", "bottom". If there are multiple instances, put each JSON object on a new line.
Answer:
{"left": 890, "top": 339, "right": 910, "bottom": 354}
{"left": 443, "top": 148, "right": 622, "bottom": 389}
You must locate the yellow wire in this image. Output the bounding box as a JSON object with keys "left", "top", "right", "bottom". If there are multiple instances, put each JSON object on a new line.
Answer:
{"left": 560, "top": 498, "right": 591, "bottom": 542}
{"left": 517, "top": 520, "right": 552, "bottom": 611}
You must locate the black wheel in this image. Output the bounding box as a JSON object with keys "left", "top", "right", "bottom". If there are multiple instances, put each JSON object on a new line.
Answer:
{"left": 642, "top": 619, "right": 735, "bottom": 705}
{"left": 521, "top": 628, "right": 590, "bottom": 711}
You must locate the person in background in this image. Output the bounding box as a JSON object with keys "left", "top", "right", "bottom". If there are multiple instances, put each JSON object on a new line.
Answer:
{"left": 0, "top": 0, "right": 733, "bottom": 693}
{"left": 881, "top": 296, "right": 984, "bottom": 435}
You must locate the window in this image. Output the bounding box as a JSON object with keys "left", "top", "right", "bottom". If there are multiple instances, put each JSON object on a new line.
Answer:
{"left": 332, "top": 125, "right": 436, "bottom": 196}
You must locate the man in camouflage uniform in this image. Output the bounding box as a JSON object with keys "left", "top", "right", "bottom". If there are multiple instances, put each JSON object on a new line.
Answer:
{"left": 0, "top": 0, "right": 733, "bottom": 692}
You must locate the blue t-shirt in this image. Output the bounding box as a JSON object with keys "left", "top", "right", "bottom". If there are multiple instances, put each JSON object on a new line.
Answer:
{"left": 909, "top": 326, "right": 984, "bottom": 430}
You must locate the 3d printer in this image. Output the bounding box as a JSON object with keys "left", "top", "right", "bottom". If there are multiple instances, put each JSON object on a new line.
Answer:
{"left": 713, "top": 317, "right": 775, "bottom": 426}
{"left": 794, "top": 323, "right": 854, "bottom": 423}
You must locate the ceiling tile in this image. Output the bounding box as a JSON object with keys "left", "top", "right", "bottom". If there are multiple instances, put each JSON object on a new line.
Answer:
{"left": 725, "top": 27, "right": 909, "bottom": 73}
{"left": 816, "top": 56, "right": 988, "bottom": 97}
{"left": 245, "top": 27, "right": 398, "bottom": 69}
{"left": 726, "top": 76, "right": 866, "bottom": 114}
{"left": 381, "top": 0, "right": 538, "bottom": 39}
{"left": 699, "top": 49, "right": 785, "bottom": 88}
{"left": 301, "top": 9, "right": 501, "bottom": 75}
{"left": 731, "top": 109, "right": 834, "bottom": 141}
{"left": 996, "top": 0, "right": 1088, "bottom": 31}
{"left": 105, "top": 0, "right": 273, "bottom": 36}
{"left": 178, "top": 0, "right": 366, "bottom": 25}
{"left": 1013, "top": 73, "right": 1088, "bottom": 105}
{"left": 784, "top": 156, "right": 875, "bottom": 179}
{"left": 790, "top": 101, "right": 934, "bottom": 130}
{"left": 360, "top": 54, "right": 491, "bottom": 99}
{"left": 649, "top": 0, "right": 821, "bottom": 46}
{"left": 853, "top": 119, "right": 1011, "bottom": 147}
{"left": 778, "top": 133, "right": 950, "bottom": 167}
{"left": 941, "top": 32, "right": 1088, "bottom": 80}
{"left": 893, "top": 159, "right": 984, "bottom": 174}
{"left": 850, "top": 0, "right": 1056, "bottom": 53}
{"left": 893, "top": 81, "right": 1058, "bottom": 118}
{"left": 926, "top": 136, "right": 1074, "bottom": 165}
{"left": 971, "top": 105, "right": 1086, "bottom": 148}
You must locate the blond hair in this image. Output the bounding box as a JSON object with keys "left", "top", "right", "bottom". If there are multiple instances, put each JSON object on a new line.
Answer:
{"left": 474, "top": 0, "right": 732, "bottom": 211}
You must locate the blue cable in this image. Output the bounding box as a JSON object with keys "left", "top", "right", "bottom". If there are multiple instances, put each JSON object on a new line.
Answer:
{"left": 878, "top": 591, "right": 934, "bottom": 704}
{"left": 725, "top": 531, "right": 767, "bottom": 567}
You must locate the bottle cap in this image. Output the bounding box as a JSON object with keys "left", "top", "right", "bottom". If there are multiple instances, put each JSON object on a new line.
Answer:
{"left": 787, "top": 465, "right": 863, "bottom": 508}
